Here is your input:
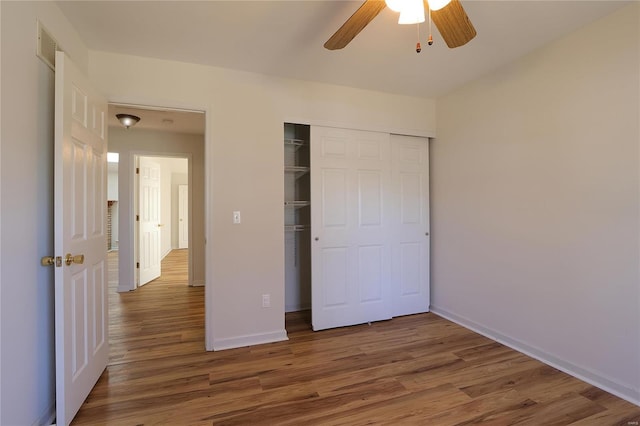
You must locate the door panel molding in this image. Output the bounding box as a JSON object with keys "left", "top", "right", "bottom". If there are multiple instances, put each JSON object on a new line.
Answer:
{"left": 54, "top": 51, "right": 109, "bottom": 426}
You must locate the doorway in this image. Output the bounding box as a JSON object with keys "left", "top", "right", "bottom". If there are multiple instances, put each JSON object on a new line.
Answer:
{"left": 106, "top": 103, "right": 206, "bottom": 347}
{"left": 107, "top": 104, "right": 206, "bottom": 293}
{"left": 135, "top": 155, "right": 189, "bottom": 287}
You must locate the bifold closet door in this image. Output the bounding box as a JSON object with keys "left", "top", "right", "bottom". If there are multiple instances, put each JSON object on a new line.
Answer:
{"left": 311, "top": 126, "right": 392, "bottom": 331}
{"left": 391, "top": 134, "right": 430, "bottom": 317}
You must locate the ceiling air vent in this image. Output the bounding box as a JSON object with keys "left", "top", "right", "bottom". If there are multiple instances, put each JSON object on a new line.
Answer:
{"left": 37, "top": 21, "right": 59, "bottom": 71}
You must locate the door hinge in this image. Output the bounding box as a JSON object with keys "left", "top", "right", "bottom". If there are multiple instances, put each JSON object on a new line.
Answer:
{"left": 136, "top": 167, "right": 140, "bottom": 174}
{"left": 41, "top": 255, "right": 62, "bottom": 267}
{"left": 136, "top": 262, "right": 140, "bottom": 269}
{"left": 136, "top": 214, "right": 139, "bottom": 221}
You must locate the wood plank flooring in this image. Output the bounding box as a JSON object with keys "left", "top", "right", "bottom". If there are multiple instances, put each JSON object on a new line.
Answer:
{"left": 72, "top": 250, "right": 640, "bottom": 425}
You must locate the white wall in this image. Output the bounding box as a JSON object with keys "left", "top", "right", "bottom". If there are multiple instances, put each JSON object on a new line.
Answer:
{"left": 108, "top": 167, "right": 118, "bottom": 200}
{"left": 108, "top": 166, "right": 119, "bottom": 249}
{"left": 0, "top": 2, "right": 89, "bottom": 424}
{"left": 431, "top": 4, "right": 639, "bottom": 405}
{"left": 88, "top": 51, "right": 437, "bottom": 350}
{"left": 108, "top": 128, "right": 204, "bottom": 290}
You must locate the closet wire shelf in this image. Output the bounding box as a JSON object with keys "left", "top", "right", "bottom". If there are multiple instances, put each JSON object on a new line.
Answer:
{"left": 284, "top": 201, "right": 310, "bottom": 208}
{"left": 284, "top": 224, "right": 310, "bottom": 232}
{"left": 284, "top": 165, "right": 310, "bottom": 179}
{"left": 284, "top": 138, "right": 307, "bottom": 149}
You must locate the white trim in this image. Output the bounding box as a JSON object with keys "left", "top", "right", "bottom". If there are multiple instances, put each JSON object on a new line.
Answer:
{"left": 204, "top": 110, "right": 214, "bottom": 351}
{"left": 161, "top": 247, "right": 172, "bottom": 260}
{"left": 191, "top": 280, "right": 205, "bottom": 287}
{"left": 637, "top": 2, "right": 640, "bottom": 411}
{"left": 283, "top": 117, "right": 435, "bottom": 139}
{"left": 118, "top": 153, "right": 190, "bottom": 287}
{"left": 106, "top": 97, "right": 213, "bottom": 350}
{"left": 117, "top": 283, "right": 133, "bottom": 293}
{"left": 430, "top": 305, "right": 640, "bottom": 407}
{"left": 129, "top": 152, "right": 194, "bottom": 290}
{"left": 212, "top": 330, "right": 289, "bottom": 351}
{"left": 34, "top": 404, "right": 55, "bottom": 426}
{"left": 0, "top": 2, "right": 3, "bottom": 417}
{"left": 109, "top": 102, "right": 205, "bottom": 115}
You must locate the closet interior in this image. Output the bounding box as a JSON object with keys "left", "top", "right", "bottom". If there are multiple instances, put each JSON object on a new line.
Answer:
{"left": 284, "top": 123, "right": 311, "bottom": 315}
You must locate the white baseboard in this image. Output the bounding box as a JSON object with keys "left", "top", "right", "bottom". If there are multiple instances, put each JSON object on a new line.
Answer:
{"left": 212, "top": 329, "right": 288, "bottom": 351}
{"left": 161, "top": 248, "right": 172, "bottom": 260}
{"left": 34, "top": 403, "right": 55, "bottom": 426}
{"left": 191, "top": 280, "right": 205, "bottom": 287}
{"left": 430, "top": 305, "right": 640, "bottom": 407}
{"left": 117, "top": 284, "right": 134, "bottom": 293}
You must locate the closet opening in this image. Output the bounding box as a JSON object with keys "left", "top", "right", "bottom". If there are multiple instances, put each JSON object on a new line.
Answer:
{"left": 284, "top": 123, "right": 312, "bottom": 330}
{"left": 283, "top": 124, "right": 430, "bottom": 333}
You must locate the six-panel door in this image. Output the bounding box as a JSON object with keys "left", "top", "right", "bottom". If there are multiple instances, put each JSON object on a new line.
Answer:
{"left": 311, "top": 126, "right": 393, "bottom": 330}
{"left": 310, "top": 126, "right": 429, "bottom": 331}
{"left": 54, "top": 51, "right": 109, "bottom": 426}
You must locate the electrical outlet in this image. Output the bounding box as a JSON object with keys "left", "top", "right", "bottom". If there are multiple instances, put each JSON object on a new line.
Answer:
{"left": 233, "top": 211, "right": 241, "bottom": 224}
{"left": 262, "top": 294, "right": 270, "bottom": 308}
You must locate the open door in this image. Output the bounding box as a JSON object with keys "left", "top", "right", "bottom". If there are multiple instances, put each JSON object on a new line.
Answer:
{"left": 138, "top": 156, "right": 162, "bottom": 285}
{"left": 53, "top": 51, "right": 109, "bottom": 425}
{"left": 178, "top": 184, "right": 189, "bottom": 249}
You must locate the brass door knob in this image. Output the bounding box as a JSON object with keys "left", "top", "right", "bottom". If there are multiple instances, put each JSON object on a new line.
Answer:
{"left": 64, "top": 253, "right": 85, "bottom": 266}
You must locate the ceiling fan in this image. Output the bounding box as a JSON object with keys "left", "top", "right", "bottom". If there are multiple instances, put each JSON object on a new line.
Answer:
{"left": 324, "top": 0, "right": 476, "bottom": 50}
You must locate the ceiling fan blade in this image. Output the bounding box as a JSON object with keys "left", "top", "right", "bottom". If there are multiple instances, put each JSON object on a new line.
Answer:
{"left": 324, "top": 0, "right": 387, "bottom": 50}
{"left": 429, "top": 0, "right": 476, "bottom": 48}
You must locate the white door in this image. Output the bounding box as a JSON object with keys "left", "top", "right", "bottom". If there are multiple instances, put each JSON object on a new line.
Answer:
{"left": 54, "top": 51, "right": 109, "bottom": 426}
{"left": 391, "top": 135, "right": 430, "bottom": 316}
{"left": 311, "top": 126, "right": 392, "bottom": 331}
{"left": 138, "top": 157, "right": 161, "bottom": 285}
{"left": 178, "top": 184, "right": 189, "bottom": 249}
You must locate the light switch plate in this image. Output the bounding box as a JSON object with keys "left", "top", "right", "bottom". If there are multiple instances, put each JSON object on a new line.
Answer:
{"left": 233, "top": 211, "right": 241, "bottom": 224}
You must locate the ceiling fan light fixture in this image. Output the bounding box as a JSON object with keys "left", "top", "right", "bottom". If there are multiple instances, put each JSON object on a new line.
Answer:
{"left": 398, "top": 0, "right": 425, "bottom": 24}
{"left": 116, "top": 113, "right": 141, "bottom": 129}
{"left": 323, "top": 0, "right": 476, "bottom": 51}
{"left": 427, "top": 0, "right": 452, "bottom": 11}
{"left": 385, "top": 0, "right": 404, "bottom": 12}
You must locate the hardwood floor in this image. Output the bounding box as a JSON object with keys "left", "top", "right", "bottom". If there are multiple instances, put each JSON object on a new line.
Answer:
{"left": 72, "top": 251, "right": 640, "bottom": 425}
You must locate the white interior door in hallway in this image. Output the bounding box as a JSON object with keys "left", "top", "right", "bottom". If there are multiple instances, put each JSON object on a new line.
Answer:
{"left": 310, "top": 126, "right": 430, "bottom": 331}
{"left": 53, "top": 51, "right": 109, "bottom": 426}
{"left": 138, "top": 156, "right": 162, "bottom": 285}
{"left": 178, "top": 184, "right": 189, "bottom": 249}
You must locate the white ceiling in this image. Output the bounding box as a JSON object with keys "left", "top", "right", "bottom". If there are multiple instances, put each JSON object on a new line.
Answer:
{"left": 58, "top": 0, "right": 629, "bottom": 100}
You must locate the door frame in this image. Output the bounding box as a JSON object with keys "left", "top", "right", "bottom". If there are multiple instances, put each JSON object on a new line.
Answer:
{"left": 134, "top": 154, "right": 188, "bottom": 287}
{"left": 124, "top": 151, "right": 194, "bottom": 288}
{"left": 108, "top": 100, "right": 213, "bottom": 351}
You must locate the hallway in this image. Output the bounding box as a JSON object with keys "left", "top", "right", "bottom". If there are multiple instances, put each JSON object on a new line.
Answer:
{"left": 108, "top": 249, "right": 202, "bottom": 365}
